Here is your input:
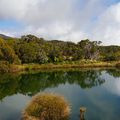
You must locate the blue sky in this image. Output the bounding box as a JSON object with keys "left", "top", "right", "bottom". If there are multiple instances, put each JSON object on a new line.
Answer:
{"left": 0, "top": 0, "right": 120, "bottom": 45}
{"left": 0, "top": 20, "right": 23, "bottom": 30}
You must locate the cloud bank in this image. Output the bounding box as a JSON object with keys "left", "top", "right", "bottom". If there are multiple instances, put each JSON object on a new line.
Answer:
{"left": 0, "top": 0, "right": 120, "bottom": 45}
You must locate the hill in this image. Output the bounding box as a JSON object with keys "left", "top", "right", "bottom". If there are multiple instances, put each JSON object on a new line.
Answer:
{"left": 0, "top": 34, "right": 12, "bottom": 40}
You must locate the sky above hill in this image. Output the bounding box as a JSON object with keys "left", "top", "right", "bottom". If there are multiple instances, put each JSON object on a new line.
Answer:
{"left": 0, "top": 0, "right": 120, "bottom": 45}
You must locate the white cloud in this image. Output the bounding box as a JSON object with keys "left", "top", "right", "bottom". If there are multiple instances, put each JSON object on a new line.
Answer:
{"left": 0, "top": 0, "right": 74, "bottom": 24}
{"left": 21, "top": 22, "right": 87, "bottom": 42}
{"left": 58, "top": 31, "right": 88, "bottom": 43}
{"left": 0, "top": 0, "right": 29, "bottom": 19}
{"left": 0, "top": 0, "right": 120, "bottom": 45}
{"left": 0, "top": 30, "right": 15, "bottom": 37}
{"left": 92, "top": 2, "right": 120, "bottom": 45}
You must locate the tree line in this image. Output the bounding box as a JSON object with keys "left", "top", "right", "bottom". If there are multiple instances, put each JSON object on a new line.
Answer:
{"left": 0, "top": 34, "right": 120, "bottom": 64}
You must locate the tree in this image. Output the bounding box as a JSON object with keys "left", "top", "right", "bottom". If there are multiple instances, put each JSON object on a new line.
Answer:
{"left": 78, "top": 39, "right": 101, "bottom": 60}
{"left": 21, "top": 35, "right": 39, "bottom": 42}
{"left": 99, "top": 46, "right": 120, "bottom": 61}
{"left": 48, "top": 45, "right": 62, "bottom": 63}
{"left": 0, "top": 38, "right": 21, "bottom": 64}
{"left": 16, "top": 39, "right": 48, "bottom": 64}
{"left": 36, "top": 48, "right": 48, "bottom": 64}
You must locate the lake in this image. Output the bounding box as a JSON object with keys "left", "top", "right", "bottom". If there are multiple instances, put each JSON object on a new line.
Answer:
{"left": 0, "top": 68, "right": 120, "bottom": 120}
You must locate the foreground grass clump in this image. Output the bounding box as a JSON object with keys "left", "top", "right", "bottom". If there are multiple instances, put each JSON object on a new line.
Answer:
{"left": 23, "top": 93, "right": 71, "bottom": 120}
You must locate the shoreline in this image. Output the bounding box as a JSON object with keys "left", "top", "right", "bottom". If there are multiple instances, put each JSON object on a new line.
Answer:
{"left": 10, "top": 61, "right": 120, "bottom": 73}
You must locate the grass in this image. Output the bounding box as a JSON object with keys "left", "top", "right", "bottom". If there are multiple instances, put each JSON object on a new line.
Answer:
{"left": 0, "top": 60, "right": 119, "bottom": 73}
{"left": 23, "top": 93, "right": 70, "bottom": 120}
{"left": 9, "top": 60, "right": 120, "bottom": 73}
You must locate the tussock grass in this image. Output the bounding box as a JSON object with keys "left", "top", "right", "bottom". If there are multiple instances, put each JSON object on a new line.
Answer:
{"left": 22, "top": 93, "right": 71, "bottom": 120}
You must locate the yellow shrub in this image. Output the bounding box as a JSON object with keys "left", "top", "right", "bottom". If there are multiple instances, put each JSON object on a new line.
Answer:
{"left": 23, "top": 93, "right": 71, "bottom": 120}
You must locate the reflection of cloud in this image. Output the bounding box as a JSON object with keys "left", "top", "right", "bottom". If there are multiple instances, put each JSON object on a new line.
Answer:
{"left": 111, "top": 80, "right": 120, "bottom": 96}
{"left": 45, "top": 81, "right": 119, "bottom": 120}
{"left": 0, "top": 94, "right": 30, "bottom": 119}
{"left": 115, "top": 80, "right": 120, "bottom": 93}
{"left": 3, "top": 94, "right": 31, "bottom": 109}
{"left": 102, "top": 72, "right": 120, "bottom": 96}
{"left": 85, "top": 88, "right": 119, "bottom": 120}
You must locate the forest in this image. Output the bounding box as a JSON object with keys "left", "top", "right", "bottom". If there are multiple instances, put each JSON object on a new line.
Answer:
{"left": 0, "top": 34, "right": 120, "bottom": 72}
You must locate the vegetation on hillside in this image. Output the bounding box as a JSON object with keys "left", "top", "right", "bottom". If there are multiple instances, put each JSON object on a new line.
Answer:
{"left": 0, "top": 34, "right": 120, "bottom": 72}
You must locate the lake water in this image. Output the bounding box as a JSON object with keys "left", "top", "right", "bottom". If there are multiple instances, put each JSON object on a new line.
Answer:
{"left": 0, "top": 68, "right": 120, "bottom": 120}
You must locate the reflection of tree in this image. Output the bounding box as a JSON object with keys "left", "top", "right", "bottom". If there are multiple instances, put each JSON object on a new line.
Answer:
{"left": 66, "top": 70, "right": 104, "bottom": 88}
{"left": 0, "top": 73, "right": 21, "bottom": 100}
{"left": 0, "top": 70, "right": 105, "bottom": 100}
{"left": 106, "top": 69, "right": 120, "bottom": 78}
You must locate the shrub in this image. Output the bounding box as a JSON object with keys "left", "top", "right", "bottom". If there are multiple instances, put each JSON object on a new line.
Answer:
{"left": 0, "top": 61, "right": 10, "bottom": 73}
{"left": 23, "top": 93, "right": 70, "bottom": 120}
{"left": 0, "top": 38, "right": 21, "bottom": 64}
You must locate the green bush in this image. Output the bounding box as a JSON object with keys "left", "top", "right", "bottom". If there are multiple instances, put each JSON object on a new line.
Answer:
{"left": 23, "top": 93, "right": 70, "bottom": 120}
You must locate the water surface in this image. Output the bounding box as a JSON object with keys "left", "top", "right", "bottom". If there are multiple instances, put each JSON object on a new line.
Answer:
{"left": 0, "top": 68, "right": 120, "bottom": 120}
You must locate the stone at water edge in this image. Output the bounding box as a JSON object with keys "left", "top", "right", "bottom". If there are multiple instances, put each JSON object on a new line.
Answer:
{"left": 80, "top": 107, "right": 87, "bottom": 113}
{"left": 80, "top": 107, "right": 87, "bottom": 120}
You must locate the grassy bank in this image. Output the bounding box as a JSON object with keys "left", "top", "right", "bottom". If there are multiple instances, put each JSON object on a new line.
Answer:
{"left": 9, "top": 60, "right": 120, "bottom": 73}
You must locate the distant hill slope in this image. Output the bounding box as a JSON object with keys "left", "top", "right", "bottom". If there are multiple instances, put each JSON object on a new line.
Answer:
{"left": 0, "top": 34, "right": 12, "bottom": 40}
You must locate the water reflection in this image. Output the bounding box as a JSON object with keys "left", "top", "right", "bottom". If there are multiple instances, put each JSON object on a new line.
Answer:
{"left": 0, "top": 69, "right": 105, "bottom": 100}
{"left": 106, "top": 69, "right": 120, "bottom": 78}
{"left": 0, "top": 68, "right": 120, "bottom": 120}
